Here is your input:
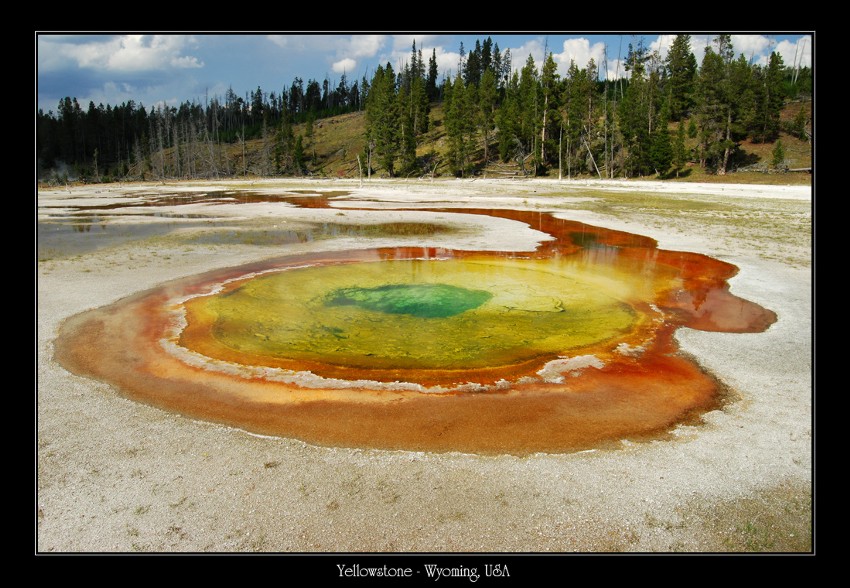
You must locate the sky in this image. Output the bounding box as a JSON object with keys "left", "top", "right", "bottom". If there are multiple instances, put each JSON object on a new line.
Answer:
{"left": 36, "top": 33, "right": 813, "bottom": 115}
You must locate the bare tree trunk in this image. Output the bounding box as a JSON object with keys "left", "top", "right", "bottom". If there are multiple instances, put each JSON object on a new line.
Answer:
{"left": 611, "top": 130, "right": 616, "bottom": 179}
{"left": 558, "top": 127, "right": 563, "bottom": 181}
{"left": 368, "top": 141, "right": 373, "bottom": 181}
{"left": 603, "top": 44, "right": 609, "bottom": 179}
{"left": 172, "top": 122, "right": 180, "bottom": 178}
{"left": 541, "top": 93, "right": 548, "bottom": 163}
{"left": 357, "top": 154, "right": 363, "bottom": 187}
{"left": 187, "top": 122, "right": 194, "bottom": 178}
{"left": 532, "top": 134, "right": 537, "bottom": 177}
{"left": 584, "top": 137, "right": 602, "bottom": 179}
{"left": 719, "top": 107, "right": 731, "bottom": 175}
{"left": 263, "top": 121, "right": 273, "bottom": 177}
{"left": 603, "top": 105, "right": 608, "bottom": 178}
{"left": 204, "top": 127, "right": 219, "bottom": 179}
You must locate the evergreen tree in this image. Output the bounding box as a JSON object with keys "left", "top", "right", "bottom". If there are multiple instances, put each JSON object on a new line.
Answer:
{"left": 762, "top": 51, "right": 786, "bottom": 142}
{"left": 518, "top": 54, "right": 540, "bottom": 173}
{"left": 410, "top": 71, "right": 430, "bottom": 136}
{"left": 539, "top": 52, "right": 559, "bottom": 168}
{"left": 619, "top": 54, "right": 653, "bottom": 176}
{"left": 730, "top": 54, "right": 757, "bottom": 142}
{"left": 481, "top": 37, "right": 493, "bottom": 74}
{"left": 35, "top": 32, "right": 808, "bottom": 183}
{"left": 251, "top": 86, "right": 264, "bottom": 125}
{"left": 305, "top": 79, "right": 322, "bottom": 114}
{"left": 360, "top": 75, "right": 370, "bottom": 109}
{"left": 294, "top": 134, "right": 304, "bottom": 173}
{"left": 649, "top": 104, "right": 673, "bottom": 176}
{"left": 562, "top": 61, "right": 584, "bottom": 174}
{"left": 478, "top": 68, "right": 498, "bottom": 165}
{"left": 497, "top": 72, "right": 521, "bottom": 163}
{"left": 416, "top": 47, "right": 426, "bottom": 80}
{"left": 365, "top": 63, "right": 400, "bottom": 176}
{"left": 624, "top": 38, "right": 650, "bottom": 76}
{"left": 348, "top": 80, "right": 360, "bottom": 111}
{"left": 426, "top": 49, "right": 439, "bottom": 101}
{"left": 695, "top": 38, "right": 737, "bottom": 174}
{"left": 322, "top": 77, "right": 331, "bottom": 111}
{"left": 397, "top": 84, "right": 417, "bottom": 175}
{"left": 792, "top": 105, "right": 808, "bottom": 141}
{"left": 492, "top": 44, "right": 503, "bottom": 90}
{"left": 500, "top": 49, "right": 512, "bottom": 90}
{"left": 465, "top": 40, "right": 482, "bottom": 86}
{"left": 772, "top": 139, "right": 785, "bottom": 168}
{"left": 289, "top": 78, "right": 304, "bottom": 116}
{"left": 665, "top": 35, "right": 697, "bottom": 121}
{"left": 335, "top": 73, "right": 349, "bottom": 109}
{"left": 444, "top": 74, "right": 476, "bottom": 176}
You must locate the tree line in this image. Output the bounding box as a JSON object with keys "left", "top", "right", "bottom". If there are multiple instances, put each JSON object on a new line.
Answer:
{"left": 435, "top": 34, "right": 809, "bottom": 179}
{"left": 37, "top": 35, "right": 811, "bottom": 183}
{"left": 37, "top": 70, "right": 370, "bottom": 181}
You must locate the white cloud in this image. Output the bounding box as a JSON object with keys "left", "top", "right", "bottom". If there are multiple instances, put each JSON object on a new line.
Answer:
{"left": 507, "top": 37, "right": 547, "bottom": 74}
{"left": 267, "top": 35, "right": 296, "bottom": 49}
{"left": 776, "top": 37, "right": 812, "bottom": 69}
{"left": 327, "top": 35, "right": 387, "bottom": 76}
{"left": 344, "top": 35, "right": 386, "bottom": 58}
{"left": 268, "top": 34, "right": 360, "bottom": 56}
{"left": 553, "top": 37, "right": 607, "bottom": 76}
{"left": 649, "top": 34, "right": 678, "bottom": 62}
{"left": 607, "top": 58, "right": 625, "bottom": 81}
{"left": 689, "top": 35, "right": 711, "bottom": 63}
{"left": 332, "top": 58, "right": 357, "bottom": 74}
{"left": 688, "top": 34, "right": 781, "bottom": 66}
{"left": 391, "top": 35, "right": 438, "bottom": 51}
{"left": 731, "top": 34, "right": 772, "bottom": 60}
{"left": 267, "top": 35, "right": 386, "bottom": 78}
{"left": 645, "top": 34, "right": 712, "bottom": 66}
{"left": 366, "top": 39, "right": 460, "bottom": 80}
{"left": 171, "top": 55, "right": 203, "bottom": 69}
{"left": 37, "top": 36, "right": 76, "bottom": 71}
{"left": 435, "top": 49, "right": 462, "bottom": 80}
{"left": 266, "top": 35, "right": 332, "bottom": 52}
{"left": 46, "top": 35, "right": 203, "bottom": 72}
{"left": 630, "top": 34, "right": 812, "bottom": 74}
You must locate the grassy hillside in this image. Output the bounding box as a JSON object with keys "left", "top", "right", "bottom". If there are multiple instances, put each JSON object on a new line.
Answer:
{"left": 285, "top": 104, "right": 454, "bottom": 180}
{"left": 283, "top": 99, "right": 810, "bottom": 185}
{"left": 80, "top": 100, "right": 808, "bottom": 186}
{"left": 669, "top": 100, "right": 812, "bottom": 185}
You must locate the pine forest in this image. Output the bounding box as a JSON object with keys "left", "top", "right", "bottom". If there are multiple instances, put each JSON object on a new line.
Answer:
{"left": 36, "top": 35, "right": 812, "bottom": 184}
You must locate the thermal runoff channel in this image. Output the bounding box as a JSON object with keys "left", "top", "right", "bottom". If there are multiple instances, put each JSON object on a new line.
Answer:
{"left": 55, "top": 197, "right": 776, "bottom": 455}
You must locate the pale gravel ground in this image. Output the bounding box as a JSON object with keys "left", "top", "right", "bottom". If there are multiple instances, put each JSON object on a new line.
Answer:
{"left": 36, "top": 178, "right": 813, "bottom": 555}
